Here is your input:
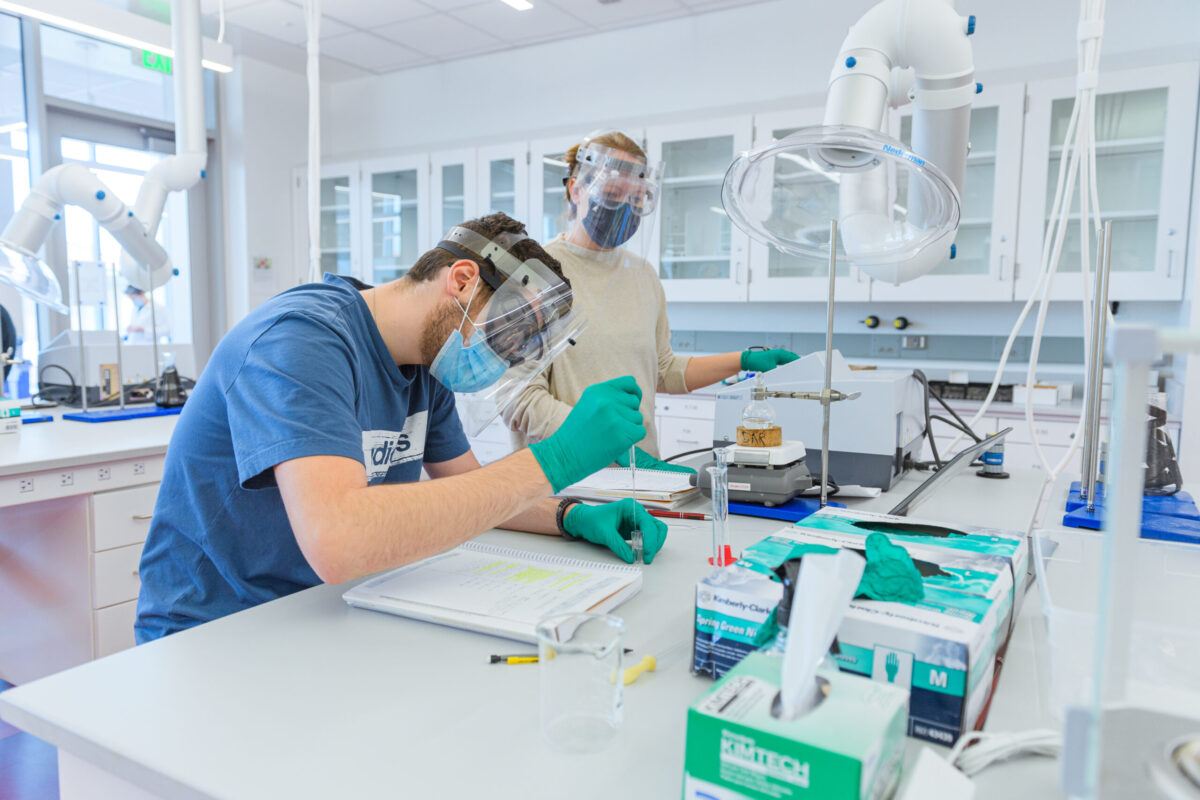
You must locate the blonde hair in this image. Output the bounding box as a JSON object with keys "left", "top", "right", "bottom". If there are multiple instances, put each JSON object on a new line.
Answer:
{"left": 563, "top": 131, "right": 646, "bottom": 219}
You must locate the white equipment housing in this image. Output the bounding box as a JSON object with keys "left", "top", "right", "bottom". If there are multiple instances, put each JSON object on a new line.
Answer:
{"left": 713, "top": 352, "right": 926, "bottom": 490}
{"left": 38, "top": 331, "right": 197, "bottom": 390}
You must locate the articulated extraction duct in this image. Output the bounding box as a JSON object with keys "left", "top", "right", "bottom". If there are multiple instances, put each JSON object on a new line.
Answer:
{"left": 723, "top": 0, "right": 976, "bottom": 285}
{"left": 0, "top": 0, "right": 206, "bottom": 312}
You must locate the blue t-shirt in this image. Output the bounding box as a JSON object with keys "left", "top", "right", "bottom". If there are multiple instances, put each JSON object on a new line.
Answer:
{"left": 135, "top": 274, "right": 470, "bottom": 642}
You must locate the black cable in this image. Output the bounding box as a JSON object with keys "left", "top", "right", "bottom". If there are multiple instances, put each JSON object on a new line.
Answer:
{"left": 931, "top": 414, "right": 980, "bottom": 440}
{"left": 38, "top": 363, "right": 76, "bottom": 390}
{"left": 927, "top": 385, "right": 983, "bottom": 442}
{"left": 912, "top": 369, "right": 941, "bottom": 469}
{"left": 664, "top": 446, "right": 718, "bottom": 463}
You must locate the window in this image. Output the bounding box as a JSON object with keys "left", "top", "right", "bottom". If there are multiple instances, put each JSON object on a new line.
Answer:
{"left": 40, "top": 24, "right": 216, "bottom": 126}
{"left": 0, "top": 12, "right": 36, "bottom": 398}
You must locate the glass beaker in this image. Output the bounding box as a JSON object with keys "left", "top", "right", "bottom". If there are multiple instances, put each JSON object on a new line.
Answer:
{"left": 535, "top": 612, "right": 626, "bottom": 753}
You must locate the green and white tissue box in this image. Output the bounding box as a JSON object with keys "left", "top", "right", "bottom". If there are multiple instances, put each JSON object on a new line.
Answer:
{"left": 683, "top": 651, "right": 908, "bottom": 800}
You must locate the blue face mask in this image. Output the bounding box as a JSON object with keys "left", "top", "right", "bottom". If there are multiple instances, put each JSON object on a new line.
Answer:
{"left": 429, "top": 284, "right": 508, "bottom": 394}
{"left": 582, "top": 197, "right": 640, "bottom": 249}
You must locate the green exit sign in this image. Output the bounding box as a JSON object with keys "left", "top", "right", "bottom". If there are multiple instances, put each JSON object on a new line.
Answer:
{"left": 138, "top": 49, "right": 172, "bottom": 74}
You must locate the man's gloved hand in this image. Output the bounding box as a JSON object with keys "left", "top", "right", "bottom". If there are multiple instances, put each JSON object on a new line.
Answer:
{"left": 740, "top": 349, "right": 800, "bottom": 373}
{"left": 529, "top": 376, "right": 645, "bottom": 493}
{"left": 563, "top": 499, "right": 668, "bottom": 564}
{"left": 615, "top": 446, "right": 696, "bottom": 475}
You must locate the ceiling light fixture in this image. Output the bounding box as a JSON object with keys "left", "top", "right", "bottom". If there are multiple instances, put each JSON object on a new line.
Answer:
{"left": 0, "top": 0, "right": 234, "bottom": 72}
{"left": 500, "top": 0, "right": 534, "bottom": 10}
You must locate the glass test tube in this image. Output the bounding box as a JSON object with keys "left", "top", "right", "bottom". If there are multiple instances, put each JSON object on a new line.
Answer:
{"left": 629, "top": 445, "right": 642, "bottom": 564}
{"left": 708, "top": 449, "right": 730, "bottom": 567}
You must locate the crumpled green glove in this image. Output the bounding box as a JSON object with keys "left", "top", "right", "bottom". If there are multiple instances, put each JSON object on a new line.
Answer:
{"left": 856, "top": 532, "right": 925, "bottom": 603}
{"left": 563, "top": 499, "right": 669, "bottom": 564}
{"left": 614, "top": 446, "right": 697, "bottom": 475}
{"left": 529, "top": 376, "right": 645, "bottom": 493}
{"left": 740, "top": 348, "right": 800, "bottom": 373}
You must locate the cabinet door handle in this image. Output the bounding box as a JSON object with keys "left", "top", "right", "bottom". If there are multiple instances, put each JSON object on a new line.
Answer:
{"left": 132, "top": 513, "right": 153, "bottom": 521}
{"left": 998, "top": 254, "right": 1006, "bottom": 281}
{"left": 1167, "top": 250, "right": 1175, "bottom": 279}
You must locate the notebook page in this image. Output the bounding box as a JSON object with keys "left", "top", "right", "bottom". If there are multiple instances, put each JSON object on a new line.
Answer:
{"left": 363, "top": 546, "right": 638, "bottom": 625}
{"left": 566, "top": 468, "right": 694, "bottom": 495}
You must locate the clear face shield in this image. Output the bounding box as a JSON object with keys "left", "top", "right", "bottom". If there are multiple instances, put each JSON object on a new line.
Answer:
{"left": 431, "top": 226, "right": 587, "bottom": 436}
{"left": 564, "top": 137, "right": 663, "bottom": 269}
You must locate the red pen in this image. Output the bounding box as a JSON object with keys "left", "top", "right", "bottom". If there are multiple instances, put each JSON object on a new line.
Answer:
{"left": 647, "top": 509, "right": 712, "bottom": 521}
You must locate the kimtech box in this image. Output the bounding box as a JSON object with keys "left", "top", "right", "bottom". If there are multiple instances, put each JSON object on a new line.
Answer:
{"left": 683, "top": 651, "right": 909, "bottom": 800}
{"left": 693, "top": 531, "right": 1011, "bottom": 745}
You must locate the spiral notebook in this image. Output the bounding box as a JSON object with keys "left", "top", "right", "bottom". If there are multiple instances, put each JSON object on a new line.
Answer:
{"left": 343, "top": 542, "right": 642, "bottom": 643}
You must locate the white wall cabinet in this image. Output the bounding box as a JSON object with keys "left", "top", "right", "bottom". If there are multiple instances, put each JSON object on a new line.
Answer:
{"left": 430, "top": 149, "right": 477, "bottom": 240}
{"left": 360, "top": 154, "right": 430, "bottom": 283}
{"left": 745, "top": 109, "right": 871, "bottom": 303}
{"left": 1015, "top": 63, "right": 1199, "bottom": 302}
{"left": 646, "top": 117, "right": 753, "bottom": 303}
{"left": 874, "top": 83, "right": 1025, "bottom": 303}
{"left": 295, "top": 63, "right": 1197, "bottom": 308}
{"left": 477, "top": 142, "right": 529, "bottom": 224}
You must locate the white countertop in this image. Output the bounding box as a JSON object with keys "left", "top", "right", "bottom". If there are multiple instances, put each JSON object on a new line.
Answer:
{"left": 0, "top": 467, "right": 1056, "bottom": 799}
{"left": 0, "top": 408, "right": 179, "bottom": 477}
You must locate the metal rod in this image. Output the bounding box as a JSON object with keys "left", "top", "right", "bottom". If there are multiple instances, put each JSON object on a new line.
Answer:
{"left": 820, "top": 219, "right": 837, "bottom": 508}
{"left": 1086, "top": 221, "right": 1114, "bottom": 512}
{"left": 74, "top": 261, "right": 88, "bottom": 413}
{"left": 149, "top": 279, "right": 160, "bottom": 398}
{"left": 1080, "top": 228, "right": 1105, "bottom": 499}
{"left": 110, "top": 263, "right": 125, "bottom": 410}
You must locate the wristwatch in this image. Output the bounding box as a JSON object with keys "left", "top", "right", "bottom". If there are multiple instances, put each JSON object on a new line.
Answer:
{"left": 556, "top": 497, "right": 586, "bottom": 539}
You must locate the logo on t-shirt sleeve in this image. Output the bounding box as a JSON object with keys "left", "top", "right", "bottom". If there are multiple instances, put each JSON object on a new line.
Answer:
{"left": 362, "top": 411, "right": 428, "bottom": 480}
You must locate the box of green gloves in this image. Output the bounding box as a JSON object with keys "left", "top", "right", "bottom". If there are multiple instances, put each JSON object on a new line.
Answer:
{"left": 683, "top": 652, "right": 908, "bottom": 800}
{"left": 693, "top": 530, "right": 1012, "bottom": 745}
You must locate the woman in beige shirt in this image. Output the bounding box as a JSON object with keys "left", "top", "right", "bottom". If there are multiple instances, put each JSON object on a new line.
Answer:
{"left": 504, "top": 130, "right": 797, "bottom": 471}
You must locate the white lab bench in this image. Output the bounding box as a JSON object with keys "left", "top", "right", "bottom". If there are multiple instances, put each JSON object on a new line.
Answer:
{"left": 0, "top": 465, "right": 1072, "bottom": 799}
{"left": 0, "top": 411, "right": 178, "bottom": 684}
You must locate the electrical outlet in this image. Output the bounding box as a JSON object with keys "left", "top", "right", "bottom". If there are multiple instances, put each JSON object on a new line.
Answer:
{"left": 902, "top": 335, "right": 928, "bottom": 350}
{"left": 19, "top": 478, "right": 33, "bottom": 493}
{"left": 98, "top": 466, "right": 111, "bottom": 481}
{"left": 60, "top": 472, "right": 74, "bottom": 487}
{"left": 133, "top": 462, "right": 146, "bottom": 476}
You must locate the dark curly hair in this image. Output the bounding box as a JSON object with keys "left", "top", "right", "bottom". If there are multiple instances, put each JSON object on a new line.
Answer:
{"left": 404, "top": 212, "right": 568, "bottom": 296}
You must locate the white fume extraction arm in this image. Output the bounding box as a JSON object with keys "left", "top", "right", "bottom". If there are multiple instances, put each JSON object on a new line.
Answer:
{"left": 0, "top": 0, "right": 207, "bottom": 313}
{"left": 723, "top": 0, "right": 977, "bottom": 285}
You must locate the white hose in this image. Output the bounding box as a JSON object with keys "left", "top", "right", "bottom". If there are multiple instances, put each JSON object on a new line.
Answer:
{"left": 303, "top": 0, "right": 322, "bottom": 284}
{"left": 946, "top": 0, "right": 1109, "bottom": 489}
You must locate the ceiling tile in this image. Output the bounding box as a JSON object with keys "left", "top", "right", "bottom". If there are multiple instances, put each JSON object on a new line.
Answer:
{"left": 546, "top": 0, "right": 685, "bottom": 27}
{"left": 200, "top": 0, "right": 263, "bottom": 13}
{"left": 223, "top": 0, "right": 352, "bottom": 45}
{"left": 452, "top": 1, "right": 588, "bottom": 44}
{"left": 320, "top": 31, "right": 430, "bottom": 71}
{"left": 376, "top": 13, "right": 503, "bottom": 56}
{"left": 416, "top": 0, "right": 489, "bottom": 10}
{"left": 322, "top": 0, "right": 433, "bottom": 28}
{"left": 321, "top": 54, "right": 375, "bottom": 81}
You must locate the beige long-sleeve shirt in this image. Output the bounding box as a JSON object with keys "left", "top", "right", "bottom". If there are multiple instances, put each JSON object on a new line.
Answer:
{"left": 503, "top": 235, "right": 692, "bottom": 457}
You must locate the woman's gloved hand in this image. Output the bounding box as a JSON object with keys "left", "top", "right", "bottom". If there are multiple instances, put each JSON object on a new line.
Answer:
{"left": 563, "top": 499, "right": 668, "bottom": 564}
{"left": 529, "top": 376, "right": 644, "bottom": 492}
{"left": 615, "top": 446, "right": 696, "bottom": 475}
{"left": 740, "top": 349, "right": 800, "bottom": 373}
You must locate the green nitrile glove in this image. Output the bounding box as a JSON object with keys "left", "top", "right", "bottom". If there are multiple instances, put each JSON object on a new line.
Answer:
{"left": 529, "top": 376, "right": 645, "bottom": 493}
{"left": 563, "top": 499, "right": 669, "bottom": 565}
{"left": 856, "top": 533, "right": 925, "bottom": 603}
{"left": 740, "top": 349, "right": 800, "bottom": 373}
{"left": 614, "top": 446, "right": 697, "bottom": 475}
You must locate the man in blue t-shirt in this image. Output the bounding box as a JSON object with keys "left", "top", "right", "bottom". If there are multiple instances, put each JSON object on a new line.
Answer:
{"left": 136, "top": 213, "right": 668, "bottom": 642}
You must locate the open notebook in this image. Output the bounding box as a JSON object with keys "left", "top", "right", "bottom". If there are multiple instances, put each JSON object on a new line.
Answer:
{"left": 343, "top": 542, "right": 641, "bottom": 643}
{"left": 561, "top": 467, "right": 699, "bottom": 508}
